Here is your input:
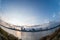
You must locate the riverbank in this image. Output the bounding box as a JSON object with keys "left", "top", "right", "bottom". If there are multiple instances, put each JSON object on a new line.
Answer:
{"left": 40, "top": 27, "right": 60, "bottom": 40}
{"left": 0, "top": 27, "right": 21, "bottom": 40}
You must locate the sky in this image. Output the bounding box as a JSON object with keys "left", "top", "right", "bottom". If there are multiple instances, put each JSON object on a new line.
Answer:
{"left": 0, "top": 0, "right": 60, "bottom": 26}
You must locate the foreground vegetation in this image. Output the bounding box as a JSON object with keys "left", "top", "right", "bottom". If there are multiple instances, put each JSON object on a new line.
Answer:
{"left": 0, "top": 27, "right": 22, "bottom": 40}
{"left": 40, "top": 25, "right": 60, "bottom": 40}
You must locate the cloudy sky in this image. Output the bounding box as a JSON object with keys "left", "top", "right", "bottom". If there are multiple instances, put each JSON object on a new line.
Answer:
{"left": 0, "top": 0, "right": 60, "bottom": 25}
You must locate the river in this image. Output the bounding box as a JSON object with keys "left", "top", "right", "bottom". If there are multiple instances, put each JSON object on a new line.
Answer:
{"left": 0, "top": 26, "right": 59, "bottom": 40}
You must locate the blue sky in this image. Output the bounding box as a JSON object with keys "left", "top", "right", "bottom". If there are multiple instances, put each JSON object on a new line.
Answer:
{"left": 0, "top": 0, "right": 60, "bottom": 25}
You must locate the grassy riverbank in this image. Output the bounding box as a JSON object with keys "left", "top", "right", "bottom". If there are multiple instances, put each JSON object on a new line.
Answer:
{"left": 0, "top": 27, "right": 21, "bottom": 40}
{"left": 40, "top": 25, "right": 60, "bottom": 40}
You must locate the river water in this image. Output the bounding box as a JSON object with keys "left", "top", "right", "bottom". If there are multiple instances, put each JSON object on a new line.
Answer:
{"left": 0, "top": 26, "right": 59, "bottom": 40}
{"left": 21, "top": 28, "right": 56, "bottom": 40}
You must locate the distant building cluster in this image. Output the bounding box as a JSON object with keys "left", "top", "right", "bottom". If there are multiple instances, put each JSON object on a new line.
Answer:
{"left": 0, "top": 19, "right": 60, "bottom": 32}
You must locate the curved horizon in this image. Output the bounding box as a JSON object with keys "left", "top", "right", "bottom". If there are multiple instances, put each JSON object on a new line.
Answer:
{"left": 0, "top": 0, "right": 60, "bottom": 26}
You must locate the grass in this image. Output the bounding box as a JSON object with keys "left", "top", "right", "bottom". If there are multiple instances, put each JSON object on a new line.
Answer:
{"left": 40, "top": 25, "right": 60, "bottom": 40}
{"left": 0, "top": 27, "right": 20, "bottom": 40}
